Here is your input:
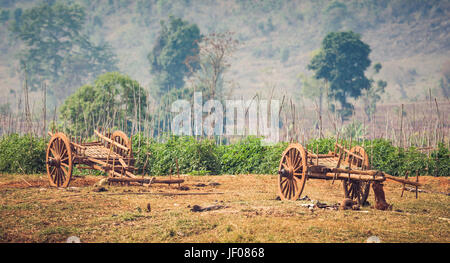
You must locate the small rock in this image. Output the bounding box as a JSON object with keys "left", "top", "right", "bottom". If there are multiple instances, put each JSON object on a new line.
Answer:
{"left": 209, "top": 182, "right": 221, "bottom": 186}
{"left": 191, "top": 205, "right": 203, "bottom": 212}
{"left": 146, "top": 203, "right": 151, "bottom": 213}
{"left": 299, "top": 195, "right": 311, "bottom": 201}
{"left": 92, "top": 186, "right": 108, "bottom": 192}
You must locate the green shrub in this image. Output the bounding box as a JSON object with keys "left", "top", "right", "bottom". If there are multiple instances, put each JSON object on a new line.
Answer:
{"left": 133, "top": 134, "right": 220, "bottom": 176}
{"left": 0, "top": 134, "right": 47, "bottom": 174}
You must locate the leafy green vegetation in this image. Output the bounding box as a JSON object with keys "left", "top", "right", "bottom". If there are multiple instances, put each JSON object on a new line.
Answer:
{"left": 59, "top": 72, "right": 147, "bottom": 135}
{"left": 148, "top": 16, "right": 201, "bottom": 96}
{"left": 0, "top": 134, "right": 46, "bottom": 174}
{"left": 308, "top": 31, "right": 372, "bottom": 121}
{"left": 1, "top": 134, "right": 447, "bottom": 177}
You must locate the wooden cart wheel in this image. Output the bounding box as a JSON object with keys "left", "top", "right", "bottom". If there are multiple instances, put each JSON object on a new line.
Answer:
{"left": 109, "top": 130, "right": 133, "bottom": 179}
{"left": 278, "top": 144, "right": 307, "bottom": 200}
{"left": 110, "top": 130, "right": 132, "bottom": 157}
{"left": 46, "top": 132, "right": 73, "bottom": 187}
{"left": 343, "top": 146, "right": 371, "bottom": 206}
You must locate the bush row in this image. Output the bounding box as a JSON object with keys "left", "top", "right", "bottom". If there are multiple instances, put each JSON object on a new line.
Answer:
{"left": 0, "top": 134, "right": 448, "bottom": 177}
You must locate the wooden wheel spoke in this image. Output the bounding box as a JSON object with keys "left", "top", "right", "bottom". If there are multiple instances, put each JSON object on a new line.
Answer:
{"left": 56, "top": 138, "right": 63, "bottom": 155}
{"left": 50, "top": 144, "right": 58, "bottom": 158}
{"left": 291, "top": 149, "right": 297, "bottom": 168}
{"left": 60, "top": 147, "right": 68, "bottom": 159}
{"left": 50, "top": 167, "right": 57, "bottom": 180}
{"left": 55, "top": 169, "right": 60, "bottom": 187}
{"left": 60, "top": 168, "right": 67, "bottom": 182}
{"left": 293, "top": 175, "right": 302, "bottom": 185}
{"left": 286, "top": 154, "right": 292, "bottom": 168}
{"left": 281, "top": 179, "right": 289, "bottom": 194}
{"left": 287, "top": 180, "right": 292, "bottom": 199}
{"left": 292, "top": 153, "right": 300, "bottom": 170}
{"left": 293, "top": 162, "right": 302, "bottom": 172}
{"left": 61, "top": 163, "right": 70, "bottom": 172}
{"left": 292, "top": 178, "right": 297, "bottom": 193}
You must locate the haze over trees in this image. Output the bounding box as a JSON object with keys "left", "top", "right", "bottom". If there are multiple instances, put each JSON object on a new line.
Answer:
{"left": 9, "top": 2, "right": 117, "bottom": 106}
{"left": 0, "top": 0, "right": 448, "bottom": 142}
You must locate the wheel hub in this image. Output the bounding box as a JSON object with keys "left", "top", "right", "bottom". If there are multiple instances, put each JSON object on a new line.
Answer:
{"left": 47, "top": 156, "right": 61, "bottom": 167}
{"left": 278, "top": 168, "right": 294, "bottom": 179}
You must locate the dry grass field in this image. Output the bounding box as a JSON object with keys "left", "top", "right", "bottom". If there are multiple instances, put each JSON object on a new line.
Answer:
{"left": 0, "top": 173, "right": 448, "bottom": 243}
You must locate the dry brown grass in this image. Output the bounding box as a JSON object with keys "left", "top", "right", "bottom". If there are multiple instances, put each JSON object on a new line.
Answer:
{"left": 0, "top": 173, "right": 448, "bottom": 243}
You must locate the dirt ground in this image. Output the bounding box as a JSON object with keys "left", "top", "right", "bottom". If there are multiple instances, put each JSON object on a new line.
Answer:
{"left": 0, "top": 173, "right": 448, "bottom": 243}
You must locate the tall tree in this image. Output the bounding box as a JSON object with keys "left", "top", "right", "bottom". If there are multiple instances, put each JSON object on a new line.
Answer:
{"left": 10, "top": 2, "right": 117, "bottom": 103}
{"left": 308, "top": 31, "right": 371, "bottom": 120}
{"left": 148, "top": 16, "right": 201, "bottom": 96}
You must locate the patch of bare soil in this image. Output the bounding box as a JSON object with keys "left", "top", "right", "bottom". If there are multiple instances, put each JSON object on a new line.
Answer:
{"left": 0, "top": 176, "right": 99, "bottom": 189}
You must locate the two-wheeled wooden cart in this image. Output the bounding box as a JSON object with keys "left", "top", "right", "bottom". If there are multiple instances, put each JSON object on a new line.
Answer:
{"left": 45, "top": 129, "right": 183, "bottom": 188}
{"left": 277, "top": 142, "right": 421, "bottom": 209}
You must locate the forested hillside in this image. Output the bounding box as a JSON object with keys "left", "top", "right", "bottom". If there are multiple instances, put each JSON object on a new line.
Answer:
{"left": 0, "top": 0, "right": 449, "bottom": 114}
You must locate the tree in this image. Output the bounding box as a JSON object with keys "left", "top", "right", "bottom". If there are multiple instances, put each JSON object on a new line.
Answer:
{"left": 59, "top": 72, "right": 147, "bottom": 136}
{"left": 9, "top": 2, "right": 117, "bottom": 103}
{"left": 308, "top": 31, "right": 371, "bottom": 120}
{"left": 186, "top": 32, "right": 238, "bottom": 101}
{"left": 147, "top": 16, "right": 201, "bottom": 96}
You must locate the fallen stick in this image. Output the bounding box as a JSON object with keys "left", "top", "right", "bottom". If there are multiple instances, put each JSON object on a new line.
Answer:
{"left": 107, "top": 177, "right": 184, "bottom": 184}
{"left": 190, "top": 204, "right": 227, "bottom": 212}
{"left": 20, "top": 178, "right": 32, "bottom": 187}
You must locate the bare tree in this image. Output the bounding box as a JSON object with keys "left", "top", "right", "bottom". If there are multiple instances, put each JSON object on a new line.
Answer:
{"left": 186, "top": 32, "right": 239, "bottom": 101}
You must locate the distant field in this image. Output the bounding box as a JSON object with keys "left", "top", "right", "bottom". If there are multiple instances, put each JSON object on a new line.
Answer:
{"left": 0, "top": 173, "right": 448, "bottom": 243}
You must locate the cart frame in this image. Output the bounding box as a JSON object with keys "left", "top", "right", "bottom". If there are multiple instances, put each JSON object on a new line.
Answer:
{"left": 45, "top": 129, "right": 183, "bottom": 188}
{"left": 277, "top": 142, "right": 420, "bottom": 209}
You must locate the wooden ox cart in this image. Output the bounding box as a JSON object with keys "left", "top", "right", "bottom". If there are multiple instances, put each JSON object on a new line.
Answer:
{"left": 45, "top": 129, "right": 183, "bottom": 188}
{"left": 277, "top": 142, "right": 421, "bottom": 209}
